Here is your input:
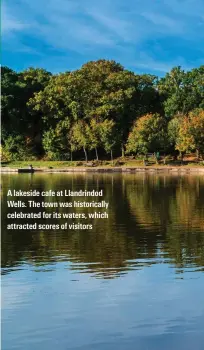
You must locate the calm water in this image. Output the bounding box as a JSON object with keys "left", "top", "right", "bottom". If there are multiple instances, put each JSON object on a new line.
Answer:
{"left": 1, "top": 173, "right": 204, "bottom": 350}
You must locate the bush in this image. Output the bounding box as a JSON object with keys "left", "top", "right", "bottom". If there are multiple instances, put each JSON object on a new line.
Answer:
{"left": 76, "top": 161, "right": 83, "bottom": 166}
{"left": 112, "top": 160, "right": 124, "bottom": 166}
{"left": 92, "top": 160, "right": 104, "bottom": 166}
{"left": 1, "top": 136, "right": 35, "bottom": 161}
{"left": 0, "top": 145, "right": 11, "bottom": 161}
{"left": 46, "top": 151, "right": 70, "bottom": 161}
{"left": 42, "top": 129, "right": 70, "bottom": 161}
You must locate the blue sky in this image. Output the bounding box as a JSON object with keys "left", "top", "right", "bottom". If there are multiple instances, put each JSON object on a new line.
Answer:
{"left": 2, "top": 0, "right": 204, "bottom": 75}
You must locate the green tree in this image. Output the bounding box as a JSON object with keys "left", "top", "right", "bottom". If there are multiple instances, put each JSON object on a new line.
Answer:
{"left": 27, "top": 72, "right": 72, "bottom": 129}
{"left": 2, "top": 135, "right": 34, "bottom": 160}
{"left": 28, "top": 60, "right": 161, "bottom": 156}
{"left": 168, "top": 116, "right": 181, "bottom": 146}
{"left": 126, "top": 113, "right": 168, "bottom": 159}
{"left": 158, "top": 65, "right": 204, "bottom": 118}
{"left": 68, "top": 127, "right": 78, "bottom": 161}
{"left": 71, "top": 121, "right": 91, "bottom": 162}
{"left": 1, "top": 66, "right": 52, "bottom": 156}
{"left": 1, "top": 67, "right": 22, "bottom": 138}
{"left": 42, "top": 118, "right": 71, "bottom": 160}
{"left": 1, "top": 61, "right": 203, "bottom": 161}
{"left": 99, "top": 119, "right": 116, "bottom": 161}
{"left": 88, "top": 118, "right": 103, "bottom": 160}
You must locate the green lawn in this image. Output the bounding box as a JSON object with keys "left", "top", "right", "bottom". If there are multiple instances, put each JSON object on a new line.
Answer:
{"left": 1, "top": 159, "right": 203, "bottom": 168}
{"left": 1, "top": 161, "right": 80, "bottom": 168}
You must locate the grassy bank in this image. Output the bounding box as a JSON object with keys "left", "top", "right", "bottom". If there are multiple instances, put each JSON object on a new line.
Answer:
{"left": 1, "top": 158, "right": 204, "bottom": 169}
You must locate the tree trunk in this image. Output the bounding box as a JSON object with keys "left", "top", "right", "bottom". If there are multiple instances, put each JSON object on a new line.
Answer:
{"left": 179, "top": 151, "right": 183, "bottom": 164}
{"left": 154, "top": 152, "right": 159, "bottom": 164}
{"left": 95, "top": 148, "right": 99, "bottom": 161}
{"left": 70, "top": 151, "right": 73, "bottom": 162}
{"left": 143, "top": 154, "right": 148, "bottom": 166}
{"left": 121, "top": 145, "right": 125, "bottom": 158}
{"left": 163, "top": 154, "right": 166, "bottom": 165}
{"left": 196, "top": 149, "right": 199, "bottom": 161}
{"left": 83, "top": 147, "right": 88, "bottom": 162}
{"left": 110, "top": 149, "right": 113, "bottom": 163}
{"left": 173, "top": 152, "right": 177, "bottom": 161}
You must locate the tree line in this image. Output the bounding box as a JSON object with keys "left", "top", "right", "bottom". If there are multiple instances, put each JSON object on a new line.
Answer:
{"left": 1, "top": 60, "right": 204, "bottom": 161}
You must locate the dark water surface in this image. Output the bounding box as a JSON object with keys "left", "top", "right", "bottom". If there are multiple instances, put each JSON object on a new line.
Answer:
{"left": 1, "top": 173, "right": 204, "bottom": 350}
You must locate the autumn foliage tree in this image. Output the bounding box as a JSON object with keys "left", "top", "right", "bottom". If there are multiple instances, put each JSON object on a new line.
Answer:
{"left": 175, "top": 109, "right": 204, "bottom": 159}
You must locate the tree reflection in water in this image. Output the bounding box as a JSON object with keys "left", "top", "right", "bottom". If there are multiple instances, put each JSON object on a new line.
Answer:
{"left": 1, "top": 173, "right": 204, "bottom": 278}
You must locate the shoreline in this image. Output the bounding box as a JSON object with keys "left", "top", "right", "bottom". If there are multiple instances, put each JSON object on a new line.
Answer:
{"left": 1, "top": 166, "right": 204, "bottom": 173}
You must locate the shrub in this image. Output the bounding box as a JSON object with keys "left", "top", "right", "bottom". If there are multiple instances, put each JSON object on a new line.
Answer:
{"left": 1, "top": 136, "right": 35, "bottom": 161}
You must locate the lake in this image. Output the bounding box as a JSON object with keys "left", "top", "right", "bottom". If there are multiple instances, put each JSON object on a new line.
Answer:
{"left": 1, "top": 173, "right": 204, "bottom": 350}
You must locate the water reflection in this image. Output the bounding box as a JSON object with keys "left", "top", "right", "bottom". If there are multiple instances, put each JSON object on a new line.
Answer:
{"left": 1, "top": 173, "right": 204, "bottom": 278}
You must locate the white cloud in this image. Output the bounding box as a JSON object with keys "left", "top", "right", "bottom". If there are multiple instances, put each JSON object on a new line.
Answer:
{"left": 86, "top": 10, "right": 133, "bottom": 42}
{"left": 38, "top": 15, "right": 115, "bottom": 49}
{"left": 1, "top": 3, "right": 28, "bottom": 35}
{"left": 132, "top": 53, "right": 192, "bottom": 73}
{"left": 141, "top": 12, "right": 183, "bottom": 33}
